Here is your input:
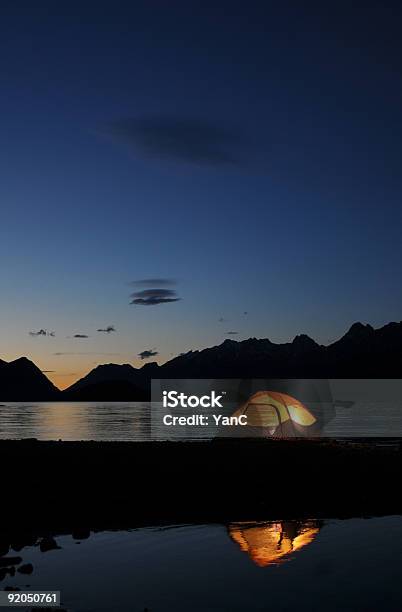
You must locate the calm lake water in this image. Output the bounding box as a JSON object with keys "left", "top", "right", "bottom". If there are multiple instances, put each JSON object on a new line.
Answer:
{"left": 2, "top": 516, "right": 402, "bottom": 611}
{"left": 1, "top": 401, "right": 402, "bottom": 440}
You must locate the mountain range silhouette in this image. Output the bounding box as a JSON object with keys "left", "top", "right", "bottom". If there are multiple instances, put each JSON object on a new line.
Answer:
{"left": 1, "top": 321, "right": 402, "bottom": 400}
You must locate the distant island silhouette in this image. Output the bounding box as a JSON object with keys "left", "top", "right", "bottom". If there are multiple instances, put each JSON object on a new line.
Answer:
{"left": 1, "top": 321, "right": 402, "bottom": 401}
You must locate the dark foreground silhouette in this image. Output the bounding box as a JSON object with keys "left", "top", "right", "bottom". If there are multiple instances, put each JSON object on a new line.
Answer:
{"left": 2, "top": 438, "right": 402, "bottom": 529}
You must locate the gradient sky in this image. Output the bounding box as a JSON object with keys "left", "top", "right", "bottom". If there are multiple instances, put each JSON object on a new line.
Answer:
{"left": 1, "top": 1, "right": 402, "bottom": 388}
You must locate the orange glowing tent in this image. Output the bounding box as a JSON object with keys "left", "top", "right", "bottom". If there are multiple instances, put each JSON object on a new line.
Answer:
{"left": 231, "top": 390, "right": 318, "bottom": 437}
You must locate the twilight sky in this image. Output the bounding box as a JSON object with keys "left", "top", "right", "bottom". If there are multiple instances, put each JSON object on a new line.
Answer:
{"left": 1, "top": 1, "right": 402, "bottom": 388}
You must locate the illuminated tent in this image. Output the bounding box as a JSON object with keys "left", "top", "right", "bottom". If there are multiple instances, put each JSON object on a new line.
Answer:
{"left": 231, "top": 390, "right": 317, "bottom": 436}
{"left": 230, "top": 379, "right": 335, "bottom": 437}
{"left": 228, "top": 520, "right": 321, "bottom": 566}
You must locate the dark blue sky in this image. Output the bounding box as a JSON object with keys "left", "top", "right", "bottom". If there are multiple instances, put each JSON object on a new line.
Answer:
{"left": 1, "top": 1, "right": 402, "bottom": 387}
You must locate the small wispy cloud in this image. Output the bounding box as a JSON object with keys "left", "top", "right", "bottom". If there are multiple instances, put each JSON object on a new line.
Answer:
{"left": 130, "top": 288, "right": 181, "bottom": 306}
{"left": 130, "top": 278, "right": 181, "bottom": 306}
{"left": 97, "top": 326, "right": 116, "bottom": 333}
{"left": 29, "top": 329, "right": 55, "bottom": 337}
{"left": 138, "top": 349, "right": 159, "bottom": 360}
{"left": 226, "top": 331, "right": 239, "bottom": 335}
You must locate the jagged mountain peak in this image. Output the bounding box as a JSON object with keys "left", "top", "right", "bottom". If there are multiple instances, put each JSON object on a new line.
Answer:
{"left": 221, "top": 338, "right": 239, "bottom": 346}
{"left": 0, "top": 356, "right": 59, "bottom": 400}
{"left": 94, "top": 362, "right": 136, "bottom": 371}
{"left": 345, "top": 322, "right": 374, "bottom": 336}
{"left": 140, "top": 361, "right": 160, "bottom": 371}
{"left": 292, "top": 334, "right": 318, "bottom": 348}
{"left": 10, "top": 356, "right": 35, "bottom": 365}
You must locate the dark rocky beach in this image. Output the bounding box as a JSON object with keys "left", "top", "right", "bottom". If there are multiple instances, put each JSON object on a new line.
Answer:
{"left": 2, "top": 438, "right": 402, "bottom": 532}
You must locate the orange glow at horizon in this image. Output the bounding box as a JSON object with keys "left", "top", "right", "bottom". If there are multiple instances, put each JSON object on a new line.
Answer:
{"left": 49, "top": 371, "right": 85, "bottom": 390}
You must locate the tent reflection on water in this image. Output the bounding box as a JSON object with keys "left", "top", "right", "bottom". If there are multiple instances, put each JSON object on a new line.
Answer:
{"left": 231, "top": 389, "right": 328, "bottom": 437}
{"left": 228, "top": 520, "right": 321, "bottom": 567}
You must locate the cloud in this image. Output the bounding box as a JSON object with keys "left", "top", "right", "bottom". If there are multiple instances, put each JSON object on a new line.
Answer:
{"left": 138, "top": 349, "right": 159, "bottom": 360}
{"left": 130, "top": 288, "right": 181, "bottom": 306}
{"left": 104, "top": 115, "right": 242, "bottom": 166}
{"left": 226, "top": 331, "right": 239, "bottom": 335}
{"left": 29, "top": 329, "right": 55, "bottom": 337}
{"left": 73, "top": 334, "right": 89, "bottom": 338}
{"left": 218, "top": 317, "right": 226, "bottom": 323}
{"left": 129, "top": 278, "right": 181, "bottom": 306}
{"left": 30, "top": 329, "right": 47, "bottom": 336}
{"left": 97, "top": 326, "right": 116, "bottom": 333}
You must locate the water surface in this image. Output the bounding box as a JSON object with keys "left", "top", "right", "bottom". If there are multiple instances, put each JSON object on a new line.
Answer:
{"left": 2, "top": 516, "right": 402, "bottom": 611}
{"left": 1, "top": 401, "right": 402, "bottom": 440}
